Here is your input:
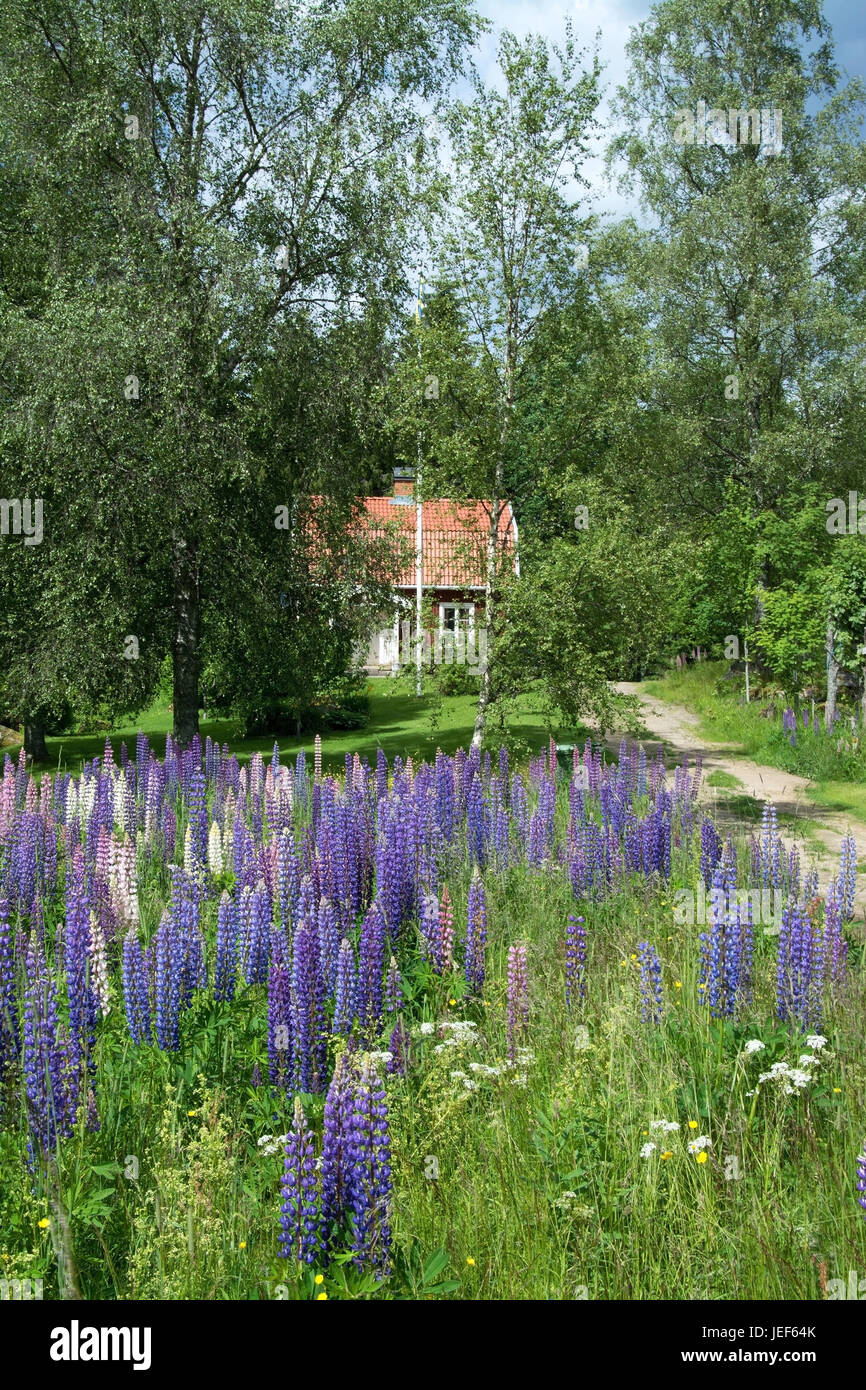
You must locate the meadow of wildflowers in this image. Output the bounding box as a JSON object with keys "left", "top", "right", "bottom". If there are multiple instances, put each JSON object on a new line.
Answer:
{"left": 0, "top": 732, "right": 863, "bottom": 1301}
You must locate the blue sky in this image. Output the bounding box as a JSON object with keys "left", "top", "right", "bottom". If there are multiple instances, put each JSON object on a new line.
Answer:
{"left": 464, "top": 0, "right": 865, "bottom": 221}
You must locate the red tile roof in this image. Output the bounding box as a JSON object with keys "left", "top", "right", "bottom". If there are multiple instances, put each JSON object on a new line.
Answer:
{"left": 306, "top": 495, "right": 518, "bottom": 589}
{"left": 353, "top": 497, "right": 517, "bottom": 588}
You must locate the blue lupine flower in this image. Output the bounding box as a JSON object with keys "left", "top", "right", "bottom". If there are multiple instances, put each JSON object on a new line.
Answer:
{"left": 637, "top": 941, "right": 662, "bottom": 1024}
{"left": 279, "top": 1098, "right": 322, "bottom": 1265}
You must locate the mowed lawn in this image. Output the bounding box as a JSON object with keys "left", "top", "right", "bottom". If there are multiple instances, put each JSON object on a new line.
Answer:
{"left": 32, "top": 684, "right": 588, "bottom": 775}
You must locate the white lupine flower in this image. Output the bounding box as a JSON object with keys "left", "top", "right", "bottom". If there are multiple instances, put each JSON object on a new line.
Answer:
{"left": 640, "top": 1143, "right": 657, "bottom": 1158}
{"left": 183, "top": 822, "right": 195, "bottom": 875}
{"left": 743, "top": 1039, "right": 766, "bottom": 1054}
{"left": 113, "top": 777, "right": 128, "bottom": 829}
{"left": 208, "top": 822, "right": 223, "bottom": 874}
{"left": 88, "top": 912, "right": 111, "bottom": 1018}
{"left": 687, "top": 1135, "right": 712, "bottom": 1153}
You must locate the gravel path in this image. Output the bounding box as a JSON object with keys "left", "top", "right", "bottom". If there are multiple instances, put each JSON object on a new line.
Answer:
{"left": 610, "top": 682, "right": 866, "bottom": 911}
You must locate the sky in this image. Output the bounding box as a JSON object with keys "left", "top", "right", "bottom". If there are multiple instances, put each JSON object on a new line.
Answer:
{"left": 462, "top": 0, "right": 865, "bottom": 223}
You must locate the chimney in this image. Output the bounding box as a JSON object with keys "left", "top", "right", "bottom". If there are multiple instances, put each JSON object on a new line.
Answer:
{"left": 393, "top": 467, "right": 415, "bottom": 498}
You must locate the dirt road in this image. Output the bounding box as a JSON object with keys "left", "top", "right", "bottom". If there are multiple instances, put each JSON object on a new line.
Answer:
{"left": 611, "top": 682, "right": 866, "bottom": 909}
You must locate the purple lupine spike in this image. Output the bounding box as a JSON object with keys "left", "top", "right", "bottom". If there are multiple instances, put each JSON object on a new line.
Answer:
{"left": 154, "top": 911, "right": 183, "bottom": 1050}
{"left": 823, "top": 879, "right": 848, "bottom": 984}
{"left": 0, "top": 897, "right": 19, "bottom": 1077}
{"left": 565, "top": 913, "right": 587, "bottom": 1010}
{"left": 122, "top": 930, "right": 152, "bottom": 1044}
{"left": 464, "top": 869, "right": 487, "bottom": 993}
{"left": 700, "top": 818, "right": 722, "bottom": 888}
{"left": 214, "top": 891, "right": 239, "bottom": 1002}
{"left": 637, "top": 941, "right": 662, "bottom": 1024}
{"left": 856, "top": 1142, "right": 866, "bottom": 1221}
{"left": 839, "top": 833, "right": 857, "bottom": 922}
{"left": 279, "top": 1097, "right": 322, "bottom": 1265}
{"left": 385, "top": 955, "right": 403, "bottom": 1013}
{"left": 334, "top": 938, "right": 357, "bottom": 1037}
{"left": 506, "top": 944, "right": 529, "bottom": 1060}
{"left": 268, "top": 962, "right": 293, "bottom": 1087}
{"left": 244, "top": 884, "right": 270, "bottom": 986}
{"left": 291, "top": 923, "right": 327, "bottom": 1092}
{"left": 23, "top": 937, "right": 73, "bottom": 1153}
{"left": 345, "top": 1058, "right": 392, "bottom": 1274}
{"left": 776, "top": 902, "right": 823, "bottom": 1030}
{"left": 357, "top": 899, "right": 386, "bottom": 1037}
{"left": 321, "top": 1052, "right": 355, "bottom": 1240}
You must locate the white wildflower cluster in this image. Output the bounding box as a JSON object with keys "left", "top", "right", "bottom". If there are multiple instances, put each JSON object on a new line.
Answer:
{"left": 687, "top": 1135, "right": 712, "bottom": 1154}
{"left": 469, "top": 1062, "right": 502, "bottom": 1077}
{"left": 417, "top": 1022, "right": 435, "bottom": 1036}
{"left": 448, "top": 1070, "right": 478, "bottom": 1092}
{"left": 433, "top": 1019, "right": 478, "bottom": 1054}
{"left": 553, "top": 1193, "right": 594, "bottom": 1218}
{"left": 640, "top": 1142, "right": 657, "bottom": 1158}
{"left": 742, "top": 1039, "right": 766, "bottom": 1055}
{"left": 257, "top": 1134, "right": 289, "bottom": 1157}
{"left": 745, "top": 1036, "right": 830, "bottom": 1097}
{"left": 441, "top": 1020, "right": 478, "bottom": 1037}
{"left": 649, "top": 1119, "right": 680, "bottom": 1133}
{"left": 366, "top": 1050, "right": 393, "bottom": 1067}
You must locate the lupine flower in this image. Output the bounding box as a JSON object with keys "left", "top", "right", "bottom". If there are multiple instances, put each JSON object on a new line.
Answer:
{"left": 436, "top": 886, "right": 454, "bottom": 975}
{"left": 506, "top": 944, "right": 529, "bottom": 1061}
{"left": 279, "top": 1097, "right": 321, "bottom": 1265}
{"left": 839, "top": 834, "right": 857, "bottom": 922}
{"left": 207, "top": 822, "right": 223, "bottom": 875}
{"left": 23, "top": 939, "right": 73, "bottom": 1153}
{"left": 637, "top": 941, "right": 662, "bottom": 1024}
{"left": 122, "top": 930, "right": 152, "bottom": 1044}
{"left": 856, "top": 1142, "right": 866, "bottom": 1220}
{"left": 345, "top": 1058, "right": 392, "bottom": 1275}
{"left": 321, "top": 1052, "right": 355, "bottom": 1239}
{"left": 214, "top": 891, "right": 239, "bottom": 1003}
{"left": 565, "top": 913, "right": 587, "bottom": 1010}
{"left": 464, "top": 870, "right": 487, "bottom": 993}
{"left": 385, "top": 956, "right": 403, "bottom": 1013}
{"left": 0, "top": 896, "right": 19, "bottom": 1078}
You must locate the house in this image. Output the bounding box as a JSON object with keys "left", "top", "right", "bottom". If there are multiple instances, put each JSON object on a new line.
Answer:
{"left": 356, "top": 469, "right": 520, "bottom": 674}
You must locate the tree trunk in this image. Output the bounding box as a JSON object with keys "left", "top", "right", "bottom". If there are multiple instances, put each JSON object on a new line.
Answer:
{"left": 825, "top": 617, "right": 839, "bottom": 733}
{"left": 471, "top": 491, "right": 501, "bottom": 750}
{"left": 171, "top": 532, "right": 200, "bottom": 748}
{"left": 472, "top": 347, "right": 512, "bottom": 749}
{"left": 24, "top": 723, "right": 48, "bottom": 760}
